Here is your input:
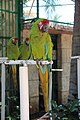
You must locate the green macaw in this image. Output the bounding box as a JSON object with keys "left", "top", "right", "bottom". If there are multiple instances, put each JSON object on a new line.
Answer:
{"left": 19, "top": 38, "right": 31, "bottom": 60}
{"left": 30, "top": 18, "right": 53, "bottom": 112}
{"left": 7, "top": 37, "right": 20, "bottom": 60}
{"left": 7, "top": 37, "right": 20, "bottom": 90}
{"left": 30, "top": 18, "right": 52, "bottom": 60}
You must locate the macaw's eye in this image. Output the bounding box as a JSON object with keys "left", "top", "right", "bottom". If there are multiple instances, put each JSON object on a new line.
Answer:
{"left": 25, "top": 40, "right": 29, "bottom": 45}
{"left": 12, "top": 38, "right": 18, "bottom": 45}
{"left": 42, "top": 24, "right": 49, "bottom": 32}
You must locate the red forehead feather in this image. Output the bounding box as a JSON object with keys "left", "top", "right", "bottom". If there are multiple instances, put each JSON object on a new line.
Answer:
{"left": 42, "top": 19, "right": 49, "bottom": 25}
{"left": 26, "top": 37, "right": 29, "bottom": 41}
{"left": 14, "top": 38, "right": 18, "bottom": 41}
{"left": 38, "top": 19, "right": 49, "bottom": 26}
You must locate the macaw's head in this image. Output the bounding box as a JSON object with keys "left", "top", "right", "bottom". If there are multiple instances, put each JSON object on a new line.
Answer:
{"left": 25, "top": 37, "right": 29, "bottom": 46}
{"left": 12, "top": 37, "right": 18, "bottom": 45}
{"left": 38, "top": 19, "right": 49, "bottom": 32}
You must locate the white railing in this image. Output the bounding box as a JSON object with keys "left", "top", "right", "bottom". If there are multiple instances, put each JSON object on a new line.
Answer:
{"left": 0, "top": 58, "right": 53, "bottom": 120}
{"left": 0, "top": 57, "right": 63, "bottom": 120}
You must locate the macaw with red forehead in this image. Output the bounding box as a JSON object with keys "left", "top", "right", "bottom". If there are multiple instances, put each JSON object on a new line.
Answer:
{"left": 30, "top": 18, "right": 52, "bottom": 60}
{"left": 7, "top": 37, "right": 20, "bottom": 60}
{"left": 30, "top": 18, "right": 53, "bottom": 112}
{"left": 7, "top": 37, "right": 20, "bottom": 89}
{"left": 19, "top": 37, "right": 31, "bottom": 60}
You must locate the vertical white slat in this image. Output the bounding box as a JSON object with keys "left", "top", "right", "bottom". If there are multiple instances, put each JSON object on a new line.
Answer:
{"left": 19, "top": 66, "right": 29, "bottom": 120}
{"left": 77, "top": 59, "right": 80, "bottom": 119}
{"left": 1, "top": 63, "right": 5, "bottom": 120}
{"left": 49, "top": 69, "right": 52, "bottom": 120}
{"left": 77, "top": 59, "right": 80, "bottom": 99}
{"left": 49, "top": 66, "right": 52, "bottom": 111}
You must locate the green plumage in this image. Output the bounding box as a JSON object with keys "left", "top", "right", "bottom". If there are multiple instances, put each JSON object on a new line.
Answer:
{"left": 30, "top": 18, "right": 52, "bottom": 60}
{"left": 7, "top": 37, "right": 20, "bottom": 60}
{"left": 7, "top": 37, "right": 20, "bottom": 90}
{"left": 19, "top": 41, "right": 31, "bottom": 60}
{"left": 30, "top": 18, "right": 53, "bottom": 112}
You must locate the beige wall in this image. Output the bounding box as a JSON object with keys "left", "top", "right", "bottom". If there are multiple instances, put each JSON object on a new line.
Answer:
{"left": 28, "top": 65, "right": 39, "bottom": 114}
{"left": 57, "top": 34, "right": 72, "bottom": 103}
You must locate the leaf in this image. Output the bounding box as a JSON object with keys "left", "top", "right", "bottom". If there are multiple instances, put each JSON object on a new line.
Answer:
{"left": 51, "top": 100, "right": 58, "bottom": 108}
{"left": 51, "top": 99, "right": 78, "bottom": 119}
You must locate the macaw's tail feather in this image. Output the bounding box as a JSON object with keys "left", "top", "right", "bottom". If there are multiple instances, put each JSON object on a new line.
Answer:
{"left": 12, "top": 65, "right": 17, "bottom": 89}
{"left": 37, "top": 64, "right": 49, "bottom": 112}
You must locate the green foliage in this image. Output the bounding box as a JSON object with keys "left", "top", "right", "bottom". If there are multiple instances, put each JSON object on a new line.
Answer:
{"left": 51, "top": 99, "right": 79, "bottom": 120}
{"left": 6, "top": 96, "right": 20, "bottom": 120}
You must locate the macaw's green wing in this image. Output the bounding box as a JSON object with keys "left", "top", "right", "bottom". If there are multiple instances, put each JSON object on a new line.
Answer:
{"left": 19, "top": 43, "right": 31, "bottom": 60}
{"left": 7, "top": 42, "right": 20, "bottom": 60}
